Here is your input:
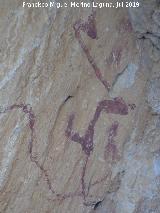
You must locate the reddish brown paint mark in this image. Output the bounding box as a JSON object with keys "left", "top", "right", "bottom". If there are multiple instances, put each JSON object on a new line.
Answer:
{"left": 66, "top": 97, "right": 128, "bottom": 156}
{"left": 74, "top": 11, "right": 97, "bottom": 40}
{"left": 85, "top": 12, "right": 97, "bottom": 39}
{"left": 60, "top": 12, "right": 135, "bottom": 206}
{"left": 0, "top": 12, "right": 137, "bottom": 208}
{"left": 108, "top": 122, "right": 119, "bottom": 144}
{"left": 50, "top": 191, "right": 82, "bottom": 203}
{"left": 104, "top": 121, "right": 120, "bottom": 161}
{"left": 1, "top": 103, "right": 105, "bottom": 205}
{"left": 73, "top": 13, "right": 110, "bottom": 91}
{"left": 0, "top": 104, "right": 55, "bottom": 194}
{"left": 106, "top": 46, "right": 123, "bottom": 67}
{"left": 65, "top": 97, "right": 128, "bottom": 203}
{"left": 105, "top": 143, "right": 119, "bottom": 161}
{"left": 65, "top": 11, "right": 136, "bottom": 204}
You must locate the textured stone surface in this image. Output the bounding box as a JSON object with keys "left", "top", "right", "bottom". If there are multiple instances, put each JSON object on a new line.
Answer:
{"left": 0, "top": 0, "right": 160, "bottom": 213}
{"left": 148, "top": 77, "right": 160, "bottom": 114}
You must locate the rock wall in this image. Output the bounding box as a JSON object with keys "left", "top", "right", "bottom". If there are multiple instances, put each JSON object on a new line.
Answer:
{"left": 0, "top": 0, "right": 160, "bottom": 212}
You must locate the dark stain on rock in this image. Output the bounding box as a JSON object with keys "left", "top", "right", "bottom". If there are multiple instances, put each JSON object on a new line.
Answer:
{"left": 93, "top": 200, "right": 103, "bottom": 210}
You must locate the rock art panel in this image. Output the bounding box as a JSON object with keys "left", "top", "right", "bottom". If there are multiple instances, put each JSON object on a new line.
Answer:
{"left": 0, "top": 0, "right": 159, "bottom": 213}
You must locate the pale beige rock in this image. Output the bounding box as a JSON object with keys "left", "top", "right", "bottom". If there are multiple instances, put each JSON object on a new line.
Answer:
{"left": 0, "top": 0, "right": 160, "bottom": 213}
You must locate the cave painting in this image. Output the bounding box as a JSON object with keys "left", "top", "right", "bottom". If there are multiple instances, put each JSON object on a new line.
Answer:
{"left": 0, "top": 11, "right": 135, "bottom": 207}
{"left": 65, "top": 11, "right": 135, "bottom": 205}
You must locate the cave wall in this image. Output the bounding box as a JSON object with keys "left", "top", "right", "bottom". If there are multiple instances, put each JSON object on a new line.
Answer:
{"left": 0, "top": 0, "right": 160, "bottom": 212}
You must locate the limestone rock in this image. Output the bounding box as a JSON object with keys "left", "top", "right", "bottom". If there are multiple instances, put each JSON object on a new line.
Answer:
{"left": 147, "top": 77, "right": 160, "bottom": 114}
{"left": 0, "top": 0, "right": 160, "bottom": 213}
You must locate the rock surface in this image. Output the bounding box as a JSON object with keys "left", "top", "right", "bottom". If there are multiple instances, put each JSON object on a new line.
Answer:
{"left": 0, "top": 0, "right": 160, "bottom": 212}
